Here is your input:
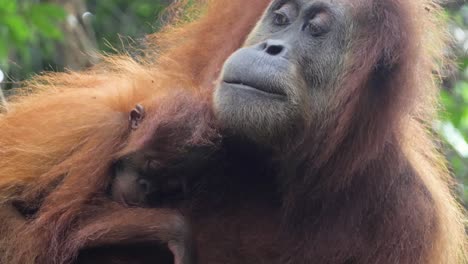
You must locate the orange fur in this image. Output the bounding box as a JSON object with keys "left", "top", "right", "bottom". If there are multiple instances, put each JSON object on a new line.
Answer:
{"left": 0, "top": 0, "right": 465, "bottom": 263}
{"left": 0, "top": 1, "right": 270, "bottom": 263}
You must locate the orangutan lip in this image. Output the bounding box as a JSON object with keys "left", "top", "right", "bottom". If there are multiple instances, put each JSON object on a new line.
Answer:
{"left": 223, "top": 81, "right": 286, "bottom": 98}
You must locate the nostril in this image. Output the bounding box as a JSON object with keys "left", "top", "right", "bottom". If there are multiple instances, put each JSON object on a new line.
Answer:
{"left": 265, "top": 45, "right": 284, "bottom": 56}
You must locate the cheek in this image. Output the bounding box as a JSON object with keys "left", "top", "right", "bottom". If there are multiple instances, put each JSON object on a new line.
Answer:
{"left": 284, "top": 70, "right": 330, "bottom": 126}
{"left": 282, "top": 68, "right": 309, "bottom": 106}
{"left": 288, "top": 84, "right": 315, "bottom": 124}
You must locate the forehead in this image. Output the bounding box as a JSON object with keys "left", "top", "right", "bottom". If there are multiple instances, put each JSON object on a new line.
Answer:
{"left": 271, "top": 0, "right": 347, "bottom": 8}
{"left": 268, "top": 0, "right": 352, "bottom": 17}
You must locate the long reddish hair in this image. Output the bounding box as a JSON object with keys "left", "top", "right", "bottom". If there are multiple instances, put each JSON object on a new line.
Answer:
{"left": 0, "top": 1, "right": 271, "bottom": 263}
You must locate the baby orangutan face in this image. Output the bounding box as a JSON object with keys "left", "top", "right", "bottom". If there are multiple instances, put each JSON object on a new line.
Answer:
{"left": 111, "top": 145, "right": 217, "bottom": 207}
{"left": 111, "top": 103, "right": 218, "bottom": 207}
{"left": 112, "top": 104, "right": 188, "bottom": 207}
{"left": 111, "top": 152, "right": 190, "bottom": 207}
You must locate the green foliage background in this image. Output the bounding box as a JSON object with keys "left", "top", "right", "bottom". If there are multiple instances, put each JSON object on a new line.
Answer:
{"left": 0, "top": 0, "right": 66, "bottom": 74}
{"left": 0, "top": 0, "right": 467, "bottom": 207}
{"left": 442, "top": 5, "right": 468, "bottom": 206}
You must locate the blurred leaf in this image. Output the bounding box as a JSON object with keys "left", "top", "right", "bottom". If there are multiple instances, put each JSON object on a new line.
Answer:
{"left": 0, "top": 0, "right": 17, "bottom": 14}
{"left": 30, "top": 15, "right": 63, "bottom": 40}
{"left": 28, "top": 4, "right": 66, "bottom": 40}
{"left": 440, "top": 90, "right": 455, "bottom": 111}
{"left": 0, "top": 29, "right": 9, "bottom": 62}
{"left": 4, "top": 15, "right": 30, "bottom": 43}
{"left": 456, "top": 81, "right": 468, "bottom": 102}
{"left": 30, "top": 4, "right": 66, "bottom": 20}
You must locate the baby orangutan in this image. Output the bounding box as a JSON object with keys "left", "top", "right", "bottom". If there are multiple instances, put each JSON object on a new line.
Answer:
{"left": 106, "top": 103, "right": 218, "bottom": 264}
{"left": 111, "top": 103, "right": 218, "bottom": 207}
{"left": 111, "top": 148, "right": 214, "bottom": 207}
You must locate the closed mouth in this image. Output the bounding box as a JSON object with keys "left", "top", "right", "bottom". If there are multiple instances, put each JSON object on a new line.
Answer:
{"left": 223, "top": 81, "right": 286, "bottom": 98}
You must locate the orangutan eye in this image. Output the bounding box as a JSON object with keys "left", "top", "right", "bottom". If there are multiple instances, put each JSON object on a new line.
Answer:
{"left": 306, "top": 12, "right": 332, "bottom": 36}
{"left": 307, "top": 22, "right": 327, "bottom": 36}
{"left": 273, "top": 11, "right": 290, "bottom": 26}
{"left": 273, "top": 4, "right": 294, "bottom": 26}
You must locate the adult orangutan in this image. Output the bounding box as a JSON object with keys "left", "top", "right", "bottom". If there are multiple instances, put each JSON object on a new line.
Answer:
{"left": 114, "top": 0, "right": 468, "bottom": 263}
{"left": 0, "top": 1, "right": 466, "bottom": 264}
{"left": 208, "top": 0, "right": 468, "bottom": 262}
{"left": 119, "top": 0, "right": 466, "bottom": 263}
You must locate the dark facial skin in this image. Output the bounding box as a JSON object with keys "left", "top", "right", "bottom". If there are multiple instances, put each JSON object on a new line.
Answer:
{"left": 111, "top": 152, "right": 189, "bottom": 207}
{"left": 110, "top": 149, "right": 214, "bottom": 264}
{"left": 214, "top": 0, "right": 351, "bottom": 145}
{"left": 111, "top": 144, "right": 218, "bottom": 208}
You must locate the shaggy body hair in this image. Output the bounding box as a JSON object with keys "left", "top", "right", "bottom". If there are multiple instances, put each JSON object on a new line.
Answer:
{"left": 209, "top": 0, "right": 467, "bottom": 263}
{"left": 0, "top": 0, "right": 466, "bottom": 264}
{"left": 0, "top": 1, "right": 270, "bottom": 263}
